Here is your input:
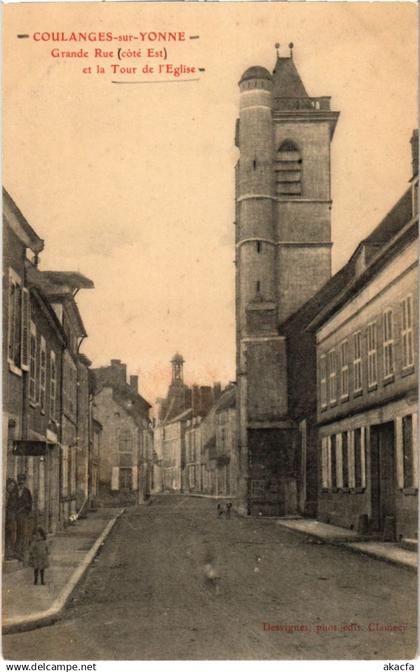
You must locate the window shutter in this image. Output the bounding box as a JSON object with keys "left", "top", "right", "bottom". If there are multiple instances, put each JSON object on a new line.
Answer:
{"left": 111, "top": 466, "right": 119, "bottom": 491}
{"left": 348, "top": 430, "right": 355, "bottom": 488}
{"left": 336, "top": 433, "right": 343, "bottom": 489}
{"left": 361, "top": 427, "right": 366, "bottom": 488}
{"left": 132, "top": 466, "right": 139, "bottom": 490}
{"left": 412, "top": 413, "right": 418, "bottom": 488}
{"left": 395, "top": 417, "right": 404, "bottom": 489}
{"left": 327, "top": 436, "right": 332, "bottom": 489}
{"left": 20, "top": 287, "right": 31, "bottom": 370}
{"left": 321, "top": 438, "right": 328, "bottom": 488}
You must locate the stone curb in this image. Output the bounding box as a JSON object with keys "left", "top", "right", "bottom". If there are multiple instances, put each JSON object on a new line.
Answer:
{"left": 184, "top": 493, "right": 233, "bottom": 500}
{"left": 2, "top": 509, "right": 125, "bottom": 635}
{"left": 344, "top": 542, "right": 417, "bottom": 573}
{"left": 275, "top": 521, "right": 417, "bottom": 573}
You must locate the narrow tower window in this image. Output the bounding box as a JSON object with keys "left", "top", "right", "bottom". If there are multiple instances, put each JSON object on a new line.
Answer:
{"left": 275, "top": 140, "right": 302, "bottom": 196}
{"left": 256, "top": 241, "right": 262, "bottom": 253}
{"left": 256, "top": 281, "right": 261, "bottom": 293}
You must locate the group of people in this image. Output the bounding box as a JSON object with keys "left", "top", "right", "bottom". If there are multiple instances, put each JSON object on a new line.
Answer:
{"left": 5, "top": 473, "right": 33, "bottom": 561}
{"left": 5, "top": 473, "right": 49, "bottom": 585}
{"left": 217, "top": 501, "right": 233, "bottom": 519}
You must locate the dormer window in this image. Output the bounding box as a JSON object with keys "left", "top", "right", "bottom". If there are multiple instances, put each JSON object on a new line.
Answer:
{"left": 275, "top": 140, "right": 302, "bottom": 196}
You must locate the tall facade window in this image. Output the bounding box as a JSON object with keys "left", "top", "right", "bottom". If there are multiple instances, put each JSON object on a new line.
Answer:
{"left": 251, "top": 480, "right": 265, "bottom": 497}
{"left": 40, "top": 337, "right": 47, "bottom": 412}
{"left": 29, "top": 322, "right": 37, "bottom": 402}
{"left": 383, "top": 309, "right": 394, "bottom": 379}
{"left": 354, "top": 428, "right": 366, "bottom": 488}
{"left": 367, "top": 322, "right": 377, "bottom": 387}
{"left": 353, "top": 331, "right": 363, "bottom": 393}
{"left": 275, "top": 140, "right": 302, "bottom": 196}
{"left": 328, "top": 350, "right": 337, "bottom": 404}
{"left": 402, "top": 415, "right": 415, "bottom": 488}
{"left": 7, "top": 269, "right": 24, "bottom": 368}
{"left": 342, "top": 432, "right": 349, "bottom": 488}
{"left": 50, "top": 351, "right": 57, "bottom": 420}
{"left": 321, "top": 437, "right": 330, "bottom": 489}
{"left": 340, "top": 340, "right": 349, "bottom": 399}
{"left": 401, "top": 295, "right": 414, "bottom": 369}
{"left": 330, "top": 435, "right": 337, "bottom": 489}
{"left": 119, "top": 429, "right": 133, "bottom": 453}
{"left": 320, "top": 354, "right": 327, "bottom": 409}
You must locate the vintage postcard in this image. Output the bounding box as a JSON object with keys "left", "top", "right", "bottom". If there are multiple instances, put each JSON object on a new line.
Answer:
{"left": 2, "top": 0, "right": 418, "bottom": 663}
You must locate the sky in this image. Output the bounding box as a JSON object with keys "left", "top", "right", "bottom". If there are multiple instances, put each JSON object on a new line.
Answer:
{"left": 4, "top": 2, "right": 418, "bottom": 411}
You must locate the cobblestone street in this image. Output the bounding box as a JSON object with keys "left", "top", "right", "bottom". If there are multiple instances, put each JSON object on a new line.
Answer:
{"left": 3, "top": 496, "right": 417, "bottom": 660}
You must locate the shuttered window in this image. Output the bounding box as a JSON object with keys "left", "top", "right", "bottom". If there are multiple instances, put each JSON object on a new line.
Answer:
{"left": 29, "top": 322, "right": 37, "bottom": 402}
{"left": 21, "top": 288, "right": 31, "bottom": 371}
{"left": 320, "top": 354, "right": 327, "bottom": 409}
{"left": 401, "top": 295, "right": 414, "bottom": 369}
{"left": 50, "top": 351, "right": 57, "bottom": 420}
{"left": 367, "top": 322, "right": 377, "bottom": 387}
{"left": 402, "top": 415, "right": 414, "bottom": 488}
{"left": 40, "top": 337, "right": 47, "bottom": 412}
{"left": 383, "top": 309, "right": 394, "bottom": 379}
{"left": 327, "top": 350, "right": 337, "bottom": 404}
{"left": 342, "top": 432, "right": 349, "bottom": 488}
{"left": 353, "top": 331, "right": 362, "bottom": 393}
{"left": 275, "top": 140, "right": 302, "bottom": 196}
{"left": 340, "top": 340, "right": 349, "bottom": 399}
{"left": 7, "top": 269, "right": 23, "bottom": 368}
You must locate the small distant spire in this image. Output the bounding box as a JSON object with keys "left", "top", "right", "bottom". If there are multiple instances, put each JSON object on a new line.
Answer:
{"left": 275, "top": 42, "right": 280, "bottom": 58}
{"left": 289, "top": 42, "right": 294, "bottom": 58}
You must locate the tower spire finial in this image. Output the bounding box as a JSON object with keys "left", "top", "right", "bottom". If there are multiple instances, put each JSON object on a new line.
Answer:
{"left": 289, "top": 42, "right": 294, "bottom": 58}
{"left": 275, "top": 42, "right": 280, "bottom": 58}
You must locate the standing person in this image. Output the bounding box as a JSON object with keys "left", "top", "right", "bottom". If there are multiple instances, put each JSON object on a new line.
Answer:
{"left": 225, "top": 501, "right": 232, "bottom": 519}
{"left": 15, "top": 473, "right": 32, "bottom": 561}
{"left": 217, "top": 502, "right": 225, "bottom": 518}
{"left": 5, "top": 478, "right": 18, "bottom": 559}
{"left": 28, "top": 527, "right": 49, "bottom": 585}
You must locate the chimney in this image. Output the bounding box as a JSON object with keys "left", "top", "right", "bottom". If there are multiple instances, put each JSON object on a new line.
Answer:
{"left": 110, "top": 359, "right": 127, "bottom": 385}
{"left": 191, "top": 385, "right": 200, "bottom": 416}
{"left": 130, "top": 375, "right": 139, "bottom": 394}
{"left": 213, "top": 382, "right": 222, "bottom": 401}
{"left": 199, "top": 386, "right": 213, "bottom": 415}
{"left": 410, "top": 129, "right": 418, "bottom": 179}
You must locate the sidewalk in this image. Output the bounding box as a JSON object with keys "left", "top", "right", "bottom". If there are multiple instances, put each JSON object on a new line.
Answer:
{"left": 2, "top": 507, "right": 124, "bottom": 635}
{"left": 275, "top": 518, "right": 417, "bottom": 572}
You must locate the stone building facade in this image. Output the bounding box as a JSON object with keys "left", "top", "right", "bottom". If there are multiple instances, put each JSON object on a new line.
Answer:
{"left": 155, "top": 355, "right": 215, "bottom": 494}
{"left": 235, "top": 48, "right": 339, "bottom": 515}
{"left": 3, "top": 190, "right": 98, "bottom": 560}
{"left": 310, "top": 135, "right": 418, "bottom": 540}
{"left": 92, "top": 360, "right": 152, "bottom": 505}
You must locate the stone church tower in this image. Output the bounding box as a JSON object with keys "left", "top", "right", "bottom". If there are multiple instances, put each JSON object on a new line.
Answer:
{"left": 235, "top": 46, "right": 339, "bottom": 515}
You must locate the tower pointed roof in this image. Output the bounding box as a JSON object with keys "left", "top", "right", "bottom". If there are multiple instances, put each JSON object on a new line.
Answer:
{"left": 272, "top": 56, "right": 308, "bottom": 99}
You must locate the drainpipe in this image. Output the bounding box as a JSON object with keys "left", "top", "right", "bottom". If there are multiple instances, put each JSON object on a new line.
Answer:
{"left": 76, "top": 335, "right": 88, "bottom": 518}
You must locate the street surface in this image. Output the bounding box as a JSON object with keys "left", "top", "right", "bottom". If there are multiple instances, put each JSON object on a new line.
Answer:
{"left": 3, "top": 496, "right": 417, "bottom": 660}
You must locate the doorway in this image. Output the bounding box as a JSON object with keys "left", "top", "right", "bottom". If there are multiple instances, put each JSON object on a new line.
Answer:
{"left": 370, "top": 422, "right": 396, "bottom": 535}
{"left": 119, "top": 467, "right": 133, "bottom": 490}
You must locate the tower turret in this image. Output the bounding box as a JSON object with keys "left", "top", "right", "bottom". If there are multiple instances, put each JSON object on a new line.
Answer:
{"left": 235, "top": 45, "right": 340, "bottom": 517}
{"left": 237, "top": 65, "right": 278, "bottom": 339}
{"left": 171, "top": 353, "right": 185, "bottom": 383}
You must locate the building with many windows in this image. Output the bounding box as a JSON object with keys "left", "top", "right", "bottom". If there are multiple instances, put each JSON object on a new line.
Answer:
{"left": 309, "top": 131, "right": 418, "bottom": 541}
{"left": 28, "top": 268, "right": 94, "bottom": 523}
{"left": 155, "top": 355, "right": 215, "bottom": 493}
{"left": 3, "top": 189, "right": 98, "bottom": 550}
{"left": 92, "top": 360, "right": 152, "bottom": 505}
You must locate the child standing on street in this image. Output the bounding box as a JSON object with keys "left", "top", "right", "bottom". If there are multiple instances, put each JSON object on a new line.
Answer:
{"left": 29, "top": 527, "right": 49, "bottom": 585}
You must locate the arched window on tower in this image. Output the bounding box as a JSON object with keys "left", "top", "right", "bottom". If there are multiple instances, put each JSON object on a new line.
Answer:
{"left": 275, "top": 140, "right": 302, "bottom": 197}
